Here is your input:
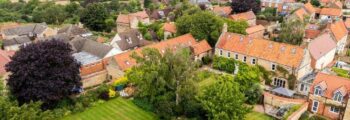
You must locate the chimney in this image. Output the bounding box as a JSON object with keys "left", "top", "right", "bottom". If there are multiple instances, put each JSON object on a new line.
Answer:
{"left": 222, "top": 23, "right": 228, "bottom": 33}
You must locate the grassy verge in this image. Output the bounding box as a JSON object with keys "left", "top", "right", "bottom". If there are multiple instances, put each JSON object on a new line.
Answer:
{"left": 245, "top": 111, "right": 274, "bottom": 120}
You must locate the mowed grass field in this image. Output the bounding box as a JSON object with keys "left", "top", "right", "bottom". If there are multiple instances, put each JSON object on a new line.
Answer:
{"left": 245, "top": 111, "right": 274, "bottom": 120}
{"left": 62, "top": 98, "right": 156, "bottom": 120}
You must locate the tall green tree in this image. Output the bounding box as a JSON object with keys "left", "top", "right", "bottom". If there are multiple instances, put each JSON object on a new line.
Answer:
{"left": 311, "top": 0, "right": 320, "bottom": 7}
{"left": 32, "top": 3, "right": 67, "bottom": 24}
{"left": 277, "top": 19, "right": 305, "bottom": 45}
{"left": 80, "top": 3, "right": 110, "bottom": 31}
{"left": 198, "top": 75, "right": 251, "bottom": 119}
{"left": 127, "top": 48, "right": 201, "bottom": 118}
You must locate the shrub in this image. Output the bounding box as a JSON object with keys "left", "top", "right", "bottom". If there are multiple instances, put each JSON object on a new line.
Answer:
{"left": 202, "top": 55, "right": 212, "bottom": 65}
{"left": 212, "top": 56, "right": 236, "bottom": 73}
{"left": 132, "top": 98, "right": 154, "bottom": 112}
{"left": 98, "top": 91, "right": 109, "bottom": 100}
{"left": 108, "top": 89, "right": 117, "bottom": 98}
{"left": 113, "top": 77, "right": 128, "bottom": 87}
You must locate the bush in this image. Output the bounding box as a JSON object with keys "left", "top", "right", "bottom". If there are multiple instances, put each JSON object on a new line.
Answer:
{"left": 108, "top": 89, "right": 117, "bottom": 98}
{"left": 202, "top": 55, "right": 212, "bottom": 65}
{"left": 132, "top": 98, "right": 154, "bottom": 112}
{"left": 212, "top": 56, "right": 236, "bottom": 73}
{"left": 98, "top": 91, "right": 109, "bottom": 100}
{"left": 113, "top": 77, "right": 128, "bottom": 87}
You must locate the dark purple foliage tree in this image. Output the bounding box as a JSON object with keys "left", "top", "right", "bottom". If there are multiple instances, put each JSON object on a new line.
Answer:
{"left": 231, "top": 0, "right": 261, "bottom": 14}
{"left": 5, "top": 39, "right": 82, "bottom": 109}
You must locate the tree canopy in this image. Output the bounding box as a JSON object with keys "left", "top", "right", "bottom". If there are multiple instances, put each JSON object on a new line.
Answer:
{"left": 231, "top": 0, "right": 261, "bottom": 14}
{"left": 80, "top": 3, "right": 111, "bottom": 32}
{"left": 198, "top": 75, "right": 251, "bottom": 120}
{"left": 5, "top": 40, "right": 82, "bottom": 109}
{"left": 276, "top": 19, "right": 305, "bottom": 45}
{"left": 127, "top": 48, "right": 203, "bottom": 119}
{"left": 176, "top": 11, "right": 247, "bottom": 46}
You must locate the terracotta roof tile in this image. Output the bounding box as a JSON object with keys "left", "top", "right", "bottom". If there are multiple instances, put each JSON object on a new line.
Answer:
{"left": 320, "top": 8, "right": 342, "bottom": 16}
{"left": 294, "top": 8, "right": 308, "bottom": 20}
{"left": 116, "top": 11, "right": 149, "bottom": 24}
{"left": 310, "top": 73, "right": 350, "bottom": 99}
{"left": 116, "top": 14, "right": 130, "bottom": 24}
{"left": 192, "top": 40, "right": 212, "bottom": 55}
{"left": 330, "top": 20, "right": 348, "bottom": 42}
{"left": 305, "top": 29, "right": 321, "bottom": 39}
{"left": 216, "top": 32, "right": 304, "bottom": 68}
{"left": 230, "top": 11, "right": 256, "bottom": 21}
{"left": 114, "top": 34, "right": 197, "bottom": 71}
{"left": 304, "top": 2, "right": 315, "bottom": 13}
{"left": 212, "top": 6, "right": 232, "bottom": 15}
{"left": 163, "top": 22, "right": 176, "bottom": 33}
{"left": 246, "top": 25, "right": 265, "bottom": 34}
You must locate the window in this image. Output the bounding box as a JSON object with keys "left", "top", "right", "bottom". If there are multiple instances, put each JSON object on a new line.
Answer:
{"left": 330, "top": 106, "right": 340, "bottom": 113}
{"left": 333, "top": 92, "right": 343, "bottom": 102}
{"left": 314, "top": 86, "right": 323, "bottom": 96}
{"left": 312, "top": 101, "right": 319, "bottom": 112}
{"left": 235, "top": 54, "right": 239, "bottom": 60}
{"left": 251, "top": 58, "right": 256, "bottom": 65}
{"left": 273, "top": 78, "right": 286, "bottom": 88}
{"left": 271, "top": 64, "right": 276, "bottom": 71}
{"left": 227, "top": 52, "right": 231, "bottom": 57}
{"left": 220, "top": 50, "right": 223, "bottom": 56}
{"left": 300, "top": 84, "right": 304, "bottom": 91}
{"left": 243, "top": 56, "right": 247, "bottom": 62}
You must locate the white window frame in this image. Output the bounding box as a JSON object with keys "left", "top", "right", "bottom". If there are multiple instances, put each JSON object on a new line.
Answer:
{"left": 333, "top": 91, "right": 343, "bottom": 102}
{"left": 330, "top": 106, "right": 340, "bottom": 113}
{"left": 312, "top": 100, "right": 319, "bottom": 113}
{"left": 235, "top": 53, "right": 239, "bottom": 60}
{"left": 271, "top": 63, "right": 276, "bottom": 71}
{"left": 251, "top": 58, "right": 256, "bottom": 65}
{"left": 314, "top": 86, "right": 322, "bottom": 96}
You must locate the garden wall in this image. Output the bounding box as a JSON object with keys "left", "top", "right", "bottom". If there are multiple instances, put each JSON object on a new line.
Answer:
{"left": 287, "top": 102, "right": 309, "bottom": 120}
{"left": 264, "top": 92, "right": 306, "bottom": 107}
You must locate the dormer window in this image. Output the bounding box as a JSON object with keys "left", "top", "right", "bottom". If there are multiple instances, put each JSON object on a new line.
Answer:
{"left": 126, "top": 37, "right": 132, "bottom": 44}
{"left": 333, "top": 91, "right": 343, "bottom": 102}
{"left": 314, "top": 86, "right": 323, "bottom": 96}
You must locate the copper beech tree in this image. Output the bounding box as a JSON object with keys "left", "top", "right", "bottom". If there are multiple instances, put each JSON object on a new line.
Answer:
{"left": 5, "top": 39, "right": 81, "bottom": 109}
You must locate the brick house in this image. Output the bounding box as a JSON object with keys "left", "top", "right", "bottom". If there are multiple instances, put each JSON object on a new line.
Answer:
{"left": 215, "top": 32, "right": 312, "bottom": 89}
{"left": 309, "top": 73, "right": 350, "bottom": 120}
{"left": 229, "top": 11, "right": 256, "bottom": 26}
{"left": 116, "top": 11, "right": 150, "bottom": 33}
{"left": 308, "top": 32, "right": 337, "bottom": 70}
{"left": 107, "top": 34, "right": 212, "bottom": 80}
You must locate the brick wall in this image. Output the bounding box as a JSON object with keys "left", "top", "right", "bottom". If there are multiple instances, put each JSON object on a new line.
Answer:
{"left": 264, "top": 92, "right": 306, "bottom": 107}
{"left": 287, "top": 102, "right": 309, "bottom": 120}
{"left": 82, "top": 70, "right": 108, "bottom": 88}
{"left": 80, "top": 60, "right": 105, "bottom": 76}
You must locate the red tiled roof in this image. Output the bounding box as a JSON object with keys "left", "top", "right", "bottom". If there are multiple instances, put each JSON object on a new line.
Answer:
{"left": 216, "top": 32, "right": 304, "bottom": 68}
{"left": 330, "top": 20, "right": 348, "bottom": 42}
{"left": 116, "top": 11, "right": 149, "bottom": 24}
{"left": 310, "top": 73, "right": 350, "bottom": 99}
{"left": 294, "top": 8, "right": 308, "bottom": 20}
{"left": 114, "top": 34, "right": 197, "bottom": 71}
{"left": 116, "top": 14, "right": 130, "bottom": 24}
{"left": 320, "top": 8, "right": 342, "bottom": 16}
{"left": 230, "top": 11, "right": 256, "bottom": 21}
{"left": 246, "top": 25, "right": 265, "bottom": 34}
{"left": 304, "top": 2, "right": 315, "bottom": 14}
{"left": 212, "top": 6, "right": 232, "bottom": 15}
{"left": 305, "top": 29, "right": 321, "bottom": 39}
{"left": 0, "top": 50, "right": 14, "bottom": 75}
{"left": 192, "top": 40, "right": 212, "bottom": 55}
{"left": 163, "top": 22, "right": 176, "bottom": 33}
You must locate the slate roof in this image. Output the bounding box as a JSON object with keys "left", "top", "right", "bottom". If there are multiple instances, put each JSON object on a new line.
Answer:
{"left": 70, "top": 37, "right": 113, "bottom": 58}
{"left": 3, "top": 36, "right": 31, "bottom": 46}
{"left": 58, "top": 25, "right": 90, "bottom": 37}
{"left": 2, "top": 23, "right": 47, "bottom": 36}
{"left": 272, "top": 87, "right": 295, "bottom": 97}
{"left": 150, "top": 7, "right": 173, "bottom": 20}
{"left": 114, "top": 29, "right": 146, "bottom": 51}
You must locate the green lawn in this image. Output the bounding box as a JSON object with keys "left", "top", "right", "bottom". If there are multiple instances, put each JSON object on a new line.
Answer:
{"left": 245, "top": 112, "right": 274, "bottom": 120}
{"left": 62, "top": 98, "right": 156, "bottom": 120}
